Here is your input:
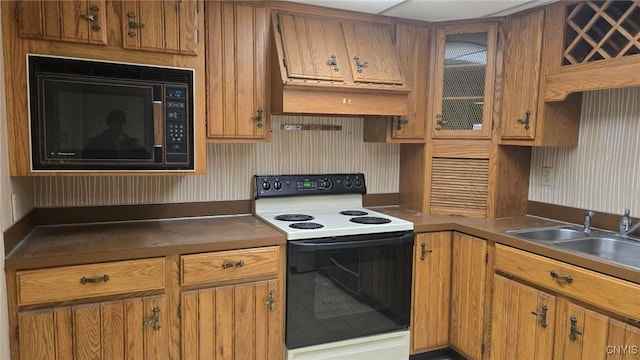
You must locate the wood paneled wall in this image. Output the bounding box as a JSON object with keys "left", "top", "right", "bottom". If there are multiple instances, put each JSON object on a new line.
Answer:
{"left": 0, "top": 3, "right": 14, "bottom": 357}
{"left": 32, "top": 116, "right": 400, "bottom": 207}
{"left": 529, "top": 87, "right": 640, "bottom": 215}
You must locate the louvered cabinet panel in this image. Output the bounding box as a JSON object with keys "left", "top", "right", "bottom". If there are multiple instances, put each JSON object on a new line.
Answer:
{"left": 430, "top": 157, "right": 489, "bottom": 217}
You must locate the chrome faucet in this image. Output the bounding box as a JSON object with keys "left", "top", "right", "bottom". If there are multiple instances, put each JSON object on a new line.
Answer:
{"left": 619, "top": 209, "right": 640, "bottom": 236}
{"left": 583, "top": 211, "right": 594, "bottom": 233}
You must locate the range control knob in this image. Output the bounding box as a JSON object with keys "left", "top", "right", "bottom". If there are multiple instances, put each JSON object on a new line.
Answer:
{"left": 321, "top": 179, "right": 333, "bottom": 190}
{"left": 344, "top": 178, "right": 353, "bottom": 188}
{"left": 354, "top": 178, "right": 363, "bottom": 188}
{"left": 273, "top": 180, "right": 283, "bottom": 191}
{"left": 261, "top": 181, "right": 271, "bottom": 191}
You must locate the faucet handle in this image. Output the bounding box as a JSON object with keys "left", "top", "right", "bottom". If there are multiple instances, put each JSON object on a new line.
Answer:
{"left": 624, "top": 209, "right": 631, "bottom": 217}
{"left": 586, "top": 211, "right": 594, "bottom": 217}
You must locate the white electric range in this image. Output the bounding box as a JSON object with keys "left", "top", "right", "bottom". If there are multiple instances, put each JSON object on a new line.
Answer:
{"left": 253, "top": 173, "right": 413, "bottom": 360}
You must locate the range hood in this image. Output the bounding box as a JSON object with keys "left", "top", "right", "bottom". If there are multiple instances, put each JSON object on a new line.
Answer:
{"left": 270, "top": 11, "right": 411, "bottom": 116}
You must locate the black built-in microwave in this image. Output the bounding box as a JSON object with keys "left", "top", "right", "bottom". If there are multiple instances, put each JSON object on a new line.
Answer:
{"left": 28, "top": 55, "right": 195, "bottom": 171}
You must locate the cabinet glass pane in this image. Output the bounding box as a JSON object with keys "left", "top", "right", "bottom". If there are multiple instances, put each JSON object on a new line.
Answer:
{"left": 440, "top": 32, "right": 487, "bottom": 131}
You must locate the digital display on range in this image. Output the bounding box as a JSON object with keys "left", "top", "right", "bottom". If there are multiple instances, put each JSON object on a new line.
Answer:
{"left": 297, "top": 180, "right": 316, "bottom": 190}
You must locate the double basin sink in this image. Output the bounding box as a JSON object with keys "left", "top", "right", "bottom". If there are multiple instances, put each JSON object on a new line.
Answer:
{"left": 506, "top": 226, "right": 640, "bottom": 269}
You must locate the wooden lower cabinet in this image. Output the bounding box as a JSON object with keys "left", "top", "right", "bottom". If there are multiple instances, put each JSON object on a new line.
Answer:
{"left": 17, "top": 295, "right": 168, "bottom": 360}
{"left": 554, "top": 298, "right": 610, "bottom": 360}
{"left": 411, "top": 232, "right": 452, "bottom": 353}
{"left": 450, "top": 233, "right": 487, "bottom": 359}
{"left": 490, "top": 275, "right": 555, "bottom": 359}
{"left": 181, "top": 279, "right": 283, "bottom": 360}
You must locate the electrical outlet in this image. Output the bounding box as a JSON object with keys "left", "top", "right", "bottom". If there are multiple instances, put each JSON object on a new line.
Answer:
{"left": 541, "top": 167, "right": 554, "bottom": 186}
{"left": 10, "top": 193, "right": 18, "bottom": 222}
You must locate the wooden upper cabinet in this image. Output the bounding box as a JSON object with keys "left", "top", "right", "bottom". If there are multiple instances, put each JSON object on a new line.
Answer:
{"left": 206, "top": 1, "right": 269, "bottom": 140}
{"left": 277, "top": 13, "right": 346, "bottom": 82}
{"left": 501, "top": 9, "right": 543, "bottom": 141}
{"left": 431, "top": 23, "right": 497, "bottom": 139}
{"left": 543, "top": 0, "right": 640, "bottom": 101}
{"left": 122, "top": 0, "right": 198, "bottom": 55}
{"left": 363, "top": 23, "right": 429, "bottom": 143}
{"left": 342, "top": 21, "right": 403, "bottom": 85}
{"left": 17, "top": 0, "right": 107, "bottom": 45}
{"left": 500, "top": 8, "right": 582, "bottom": 147}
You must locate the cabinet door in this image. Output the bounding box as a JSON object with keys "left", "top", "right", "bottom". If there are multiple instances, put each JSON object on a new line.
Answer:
{"left": 17, "top": 295, "right": 168, "bottom": 359}
{"left": 342, "top": 21, "right": 403, "bottom": 85}
{"left": 608, "top": 319, "right": 640, "bottom": 359}
{"left": 207, "top": 1, "right": 269, "bottom": 140}
{"left": 554, "top": 297, "right": 609, "bottom": 360}
{"left": 411, "top": 232, "right": 451, "bottom": 354}
{"left": 432, "top": 24, "right": 496, "bottom": 139}
{"left": 277, "top": 13, "right": 346, "bottom": 82}
{"left": 181, "top": 279, "right": 283, "bottom": 360}
{"left": 490, "top": 275, "right": 556, "bottom": 360}
{"left": 500, "top": 8, "right": 543, "bottom": 140}
{"left": 16, "top": 0, "right": 106, "bottom": 45}
{"left": 393, "top": 23, "right": 428, "bottom": 140}
{"left": 450, "top": 232, "right": 487, "bottom": 359}
{"left": 122, "top": 0, "right": 197, "bottom": 55}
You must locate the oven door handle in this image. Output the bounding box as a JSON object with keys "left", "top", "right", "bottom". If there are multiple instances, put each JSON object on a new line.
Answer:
{"left": 288, "top": 232, "right": 414, "bottom": 252}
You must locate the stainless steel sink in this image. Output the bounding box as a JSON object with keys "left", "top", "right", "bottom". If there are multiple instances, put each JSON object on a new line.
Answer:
{"left": 506, "top": 226, "right": 589, "bottom": 242}
{"left": 554, "top": 237, "right": 640, "bottom": 269}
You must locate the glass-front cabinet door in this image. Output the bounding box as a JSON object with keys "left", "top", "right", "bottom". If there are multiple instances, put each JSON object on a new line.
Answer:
{"left": 432, "top": 23, "right": 497, "bottom": 139}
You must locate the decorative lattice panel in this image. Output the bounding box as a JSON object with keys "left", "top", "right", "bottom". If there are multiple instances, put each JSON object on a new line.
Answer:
{"left": 563, "top": 0, "right": 640, "bottom": 65}
{"left": 439, "top": 32, "right": 488, "bottom": 131}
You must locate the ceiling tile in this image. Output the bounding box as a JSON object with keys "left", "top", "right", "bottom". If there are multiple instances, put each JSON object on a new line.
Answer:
{"left": 381, "top": 0, "right": 549, "bottom": 22}
{"left": 281, "top": 0, "right": 405, "bottom": 15}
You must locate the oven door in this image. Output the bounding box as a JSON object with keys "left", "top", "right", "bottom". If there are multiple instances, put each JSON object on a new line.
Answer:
{"left": 286, "top": 231, "right": 413, "bottom": 349}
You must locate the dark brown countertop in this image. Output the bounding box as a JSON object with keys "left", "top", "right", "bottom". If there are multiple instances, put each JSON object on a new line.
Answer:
{"left": 376, "top": 207, "right": 640, "bottom": 285}
{"left": 8, "top": 206, "right": 640, "bottom": 286}
{"left": 5, "top": 215, "right": 286, "bottom": 271}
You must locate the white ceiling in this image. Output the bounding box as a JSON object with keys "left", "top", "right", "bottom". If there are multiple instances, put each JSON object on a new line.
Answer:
{"left": 283, "top": 0, "right": 554, "bottom": 22}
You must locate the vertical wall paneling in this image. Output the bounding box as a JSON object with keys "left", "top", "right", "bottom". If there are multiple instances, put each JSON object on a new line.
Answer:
{"left": 33, "top": 116, "right": 400, "bottom": 207}
{"left": 529, "top": 87, "right": 640, "bottom": 215}
{"left": 0, "top": 3, "right": 14, "bottom": 356}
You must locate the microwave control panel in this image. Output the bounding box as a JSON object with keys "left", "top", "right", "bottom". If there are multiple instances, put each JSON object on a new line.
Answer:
{"left": 165, "top": 86, "right": 189, "bottom": 164}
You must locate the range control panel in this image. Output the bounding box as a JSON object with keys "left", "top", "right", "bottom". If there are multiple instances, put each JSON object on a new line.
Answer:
{"left": 254, "top": 173, "right": 366, "bottom": 198}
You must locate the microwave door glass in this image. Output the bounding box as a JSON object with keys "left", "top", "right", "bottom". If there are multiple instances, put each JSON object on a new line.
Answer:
{"left": 41, "top": 78, "right": 155, "bottom": 163}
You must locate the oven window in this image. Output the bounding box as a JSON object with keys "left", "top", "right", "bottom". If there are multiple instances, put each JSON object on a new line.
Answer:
{"left": 286, "top": 233, "right": 413, "bottom": 349}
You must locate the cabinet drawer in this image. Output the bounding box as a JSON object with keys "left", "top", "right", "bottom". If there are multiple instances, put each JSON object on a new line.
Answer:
{"left": 16, "top": 258, "right": 165, "bottom": 306}
{"left": 181, "top": 246, "right": 280, "bottom": 286}
{"left": 495, "top": 244, "right": 640, "bottom": 320}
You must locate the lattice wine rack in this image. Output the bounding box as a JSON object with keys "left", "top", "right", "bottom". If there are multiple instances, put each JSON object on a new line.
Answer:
{"left": 563, "top": 0, "right": 640, "bottom": 66}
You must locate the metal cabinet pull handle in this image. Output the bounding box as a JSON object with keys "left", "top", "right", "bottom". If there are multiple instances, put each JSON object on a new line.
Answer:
{"left": 127, "top": 12, "right": 144, "bottom": 37}
{"left": 80, "top": 5, "right": 101, "bottom": 31}
{"left": 144, "top": 306, "right": 161, "bottom": 331}
{"left": 264, "top": 289, "right": 277, "bottom": 312}
{"left": 531, "top": 304, "right": 549, "bottom": 328}
{"left": 394, "top": 116, "right": 409, "bottom": 131}
{"left": 327, "top": 54, "right": 339, "bottom": 72}
{"left": 252, "top": 107, "right": 264, "bottom": 128}
{"left": 420, "top": 242, "right": 432, "bottom": 260}
{"left": 221, "top": 260, "right": 245, "bottom": 269}
{"left": 80, "top": 274, "right": 110, "bottom": 284}
{"left": 353, "top": 56, "right": 368, "bottom": 73}
{"left": 435, "top": 114, "right": 447, "bottom": 130}
{"left": 550, "top": 270, "right": 573, "bottom": 284}
{"left": 569, "top": 315, "right": 582, "bottom": 341}
{"left": 517, "top": 110, "right": 531, "bottom": 129}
